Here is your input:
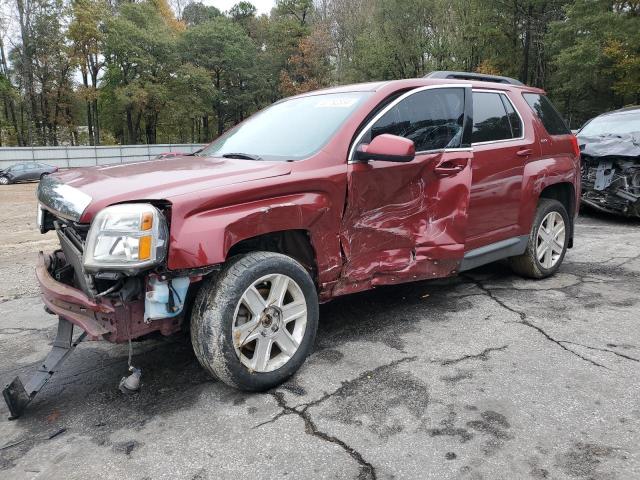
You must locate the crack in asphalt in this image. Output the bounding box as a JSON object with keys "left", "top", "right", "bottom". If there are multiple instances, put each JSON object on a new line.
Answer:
{"left": 440, "top": 345, "right": 508, "bottom": 366}
{"left": 566, "top": 252, "right": 640, "bottom": 266}
{"left": 255, "top": 344, "right": 513, "bottom": 476}
{"left": 0, "top": 327, "right": 49, "bottom": 334}
{"left": 0, "top": 293, "right": 40, "bottom": 304}
{"left": 269, "top": 391, "right": 377, "bottom": 480}
{"left": 462, "top": 274, "right": 609, "bottom": 369}
{"left": 558, "top": 341, "right": 640, "bottom": 363}
{"left": 256, "top": 356, "right": 418, "bottom": 479}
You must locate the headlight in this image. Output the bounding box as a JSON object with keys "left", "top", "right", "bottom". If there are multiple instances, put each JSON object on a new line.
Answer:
{"left": 83, "top": 203, "right": 168, "bottom": 272}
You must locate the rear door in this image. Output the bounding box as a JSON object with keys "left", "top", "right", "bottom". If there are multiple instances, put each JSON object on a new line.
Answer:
{"left": 25, "top": 163, "right": 40, "bottom": 180}
{"left": 338, "top": 85, "right": 473, "bottom": 295}
{"left": 465, "top": 90, "right": 537, "bottom": 249}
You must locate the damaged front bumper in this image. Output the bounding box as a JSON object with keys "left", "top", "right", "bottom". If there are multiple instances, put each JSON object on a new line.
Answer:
{"left": 37, "top": 251, "right": 183, "bottom": 343}
{"left": 581, "top": 156, "right": 640, "bottom": 217}
{"left": 2, "top": 251, "right": 188, "bottom": 419}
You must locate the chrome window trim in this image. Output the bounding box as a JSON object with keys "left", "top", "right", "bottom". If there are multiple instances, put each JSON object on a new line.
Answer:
{"left": 348, "top": 83, "right": 472, "bottom": 163}
{"left": 471, "top": 89, "right": 525, "bottom": 146}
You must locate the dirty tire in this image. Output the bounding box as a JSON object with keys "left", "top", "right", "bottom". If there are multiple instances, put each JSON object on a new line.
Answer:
{"left": 40, "top": 173, "right": 49, "bottom": 180}
{"left": 509, "top": 198, "right": 570, "bottom": 279}
{"left": 191, "top": 252, "right": 319, "bottom": 392}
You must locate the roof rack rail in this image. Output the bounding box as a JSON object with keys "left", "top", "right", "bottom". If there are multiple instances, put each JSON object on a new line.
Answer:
{"left": 425, "top": 71, "right": 524, "bottom": 86}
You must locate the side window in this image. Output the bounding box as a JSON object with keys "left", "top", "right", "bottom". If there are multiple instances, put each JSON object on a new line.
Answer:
{"left": 471, "top": 92, "right": 512, "bottom": 143}
{"left": 501, "top": 95, "right": 523, "bottom": 138}
{"left": 360, "top": 88, "right": 465, "bottom": 152}
{"left": 523, "top": 93, "right": 570, "bottom": 135}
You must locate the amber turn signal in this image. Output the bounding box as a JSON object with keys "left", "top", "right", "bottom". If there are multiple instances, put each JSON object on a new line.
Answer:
{"left": 141, "top": 212, "right": 154, "bottom": 231}
{"left": 138, "top": 236, "right": 152, "bottom": 260}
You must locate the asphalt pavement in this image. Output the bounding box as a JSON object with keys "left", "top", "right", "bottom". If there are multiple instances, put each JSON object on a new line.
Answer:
{"left": 0, "top": 186, "right": 638, "bottom": 479}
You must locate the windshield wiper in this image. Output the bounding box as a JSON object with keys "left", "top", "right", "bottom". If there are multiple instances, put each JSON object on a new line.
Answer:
{"left": 222, "top": 152, "right": 263, "bottom": 161}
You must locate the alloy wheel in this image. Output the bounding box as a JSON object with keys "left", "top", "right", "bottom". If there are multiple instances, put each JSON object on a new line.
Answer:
{"left": 536, "top": 211, "right": 565, "bottom": 269}
{"left": 232, "top": 273, "right": 307, "bottom": 373}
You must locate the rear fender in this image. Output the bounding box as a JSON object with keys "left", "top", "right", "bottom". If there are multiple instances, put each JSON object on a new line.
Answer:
{"left": 519, "top": 155, "right": 579, "bottom": 234}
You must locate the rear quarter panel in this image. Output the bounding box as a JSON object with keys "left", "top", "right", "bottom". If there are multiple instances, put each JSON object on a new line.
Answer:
{"left": 518, "top": 116, "right": 580, "bottom": 234}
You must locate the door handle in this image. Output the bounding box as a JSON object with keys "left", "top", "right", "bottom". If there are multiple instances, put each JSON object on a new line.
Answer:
{"left": 516, "top": 149, "right": 533, "bottom": 157}
{"left": 434, "top": 158, "right": 468, "bottom": 177}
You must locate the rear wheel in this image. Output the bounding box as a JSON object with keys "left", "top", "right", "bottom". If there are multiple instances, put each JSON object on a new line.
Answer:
{"left": 40, "top": 173, "right": 49, "bottom": 180}
{"left": 191, "top": 252, "right": 318, "bottom": 391}
{"left": 509, "top": 199, "right": 570, "bottom": 279}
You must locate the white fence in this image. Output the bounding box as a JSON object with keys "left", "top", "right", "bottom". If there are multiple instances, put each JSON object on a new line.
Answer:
{"left": 0, "top": 144, "right": 206, "bottom": 170}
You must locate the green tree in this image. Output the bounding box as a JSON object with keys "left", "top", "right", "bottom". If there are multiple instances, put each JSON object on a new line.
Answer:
{"left": 180, "top": 16, "right": 255, "bottom": 136}
{"left": 182, "top": 2, "right": 222, "bottom": 26}
{"left": 68, "top": 0, "right": 108, "bottom": 145}
{"left": 0, "top": 33, "right": 24, "bottom": 145}
{"left": 548, "top": 0, "right": 640, "bottom": 126}
{"left": 13, "top": 0, "right": 76, "bottom": 145}
{"left": 230, "top": 2, "right": 257, "bottom": 21}
{"left": 168, "top": 64, "right": 215, "bottom": 142}
{"left": 102, "top": 1, "right": 179, "bottom": 143}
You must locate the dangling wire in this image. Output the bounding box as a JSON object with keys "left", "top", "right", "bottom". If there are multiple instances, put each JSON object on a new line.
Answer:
{"left": 120, "top": 291, "right": 133, "bottom": 369}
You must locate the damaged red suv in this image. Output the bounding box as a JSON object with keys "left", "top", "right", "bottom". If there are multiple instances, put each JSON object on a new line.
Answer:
{"left": 3, "top": 71, "right": 581, "bottom": 418}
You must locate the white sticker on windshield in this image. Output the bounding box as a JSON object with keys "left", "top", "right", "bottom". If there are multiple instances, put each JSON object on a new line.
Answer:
{"left": 315, "top": 97, "right": 358, "bottom": 108}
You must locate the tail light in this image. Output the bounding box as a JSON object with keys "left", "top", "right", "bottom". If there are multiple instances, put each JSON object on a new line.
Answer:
{"left": 570, "top": 135, "right": 581, "bottom": 158}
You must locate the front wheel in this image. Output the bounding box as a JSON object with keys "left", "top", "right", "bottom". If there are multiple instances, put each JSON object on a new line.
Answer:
{"left": 509, "top": 198, "right": 570, "bottom": 279}
{"left": 0, "top": 176, "right": 10, "bottom": 185}
{"left": 191, "top": 252, "right": 319, "bottom": 391}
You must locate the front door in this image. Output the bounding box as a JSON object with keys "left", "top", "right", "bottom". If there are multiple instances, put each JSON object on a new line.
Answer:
{"left": 10, "top": 164, "right": 28, "bottom": 182}
{"left": 336, "top": 86, "right": 473, "bottom": 296}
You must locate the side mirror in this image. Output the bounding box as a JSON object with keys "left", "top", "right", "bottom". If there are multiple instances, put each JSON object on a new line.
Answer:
{"left": 355, "top": 134, "right": 415, "bottom": 163}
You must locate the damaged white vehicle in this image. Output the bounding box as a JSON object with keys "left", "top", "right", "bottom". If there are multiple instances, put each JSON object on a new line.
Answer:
{"left": 578, "top": 106, "right": 640, "bottom": 217}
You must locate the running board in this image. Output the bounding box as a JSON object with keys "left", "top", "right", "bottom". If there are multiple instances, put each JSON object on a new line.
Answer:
{"left": 3, "top": 318, "right": 86, "bottom": 420}
{"left": 460, "top": 235, "right": 528, "bottom": 272}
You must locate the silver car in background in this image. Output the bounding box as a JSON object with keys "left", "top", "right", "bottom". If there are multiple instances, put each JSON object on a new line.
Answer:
{"left": 0, "top": 162, "right": 59, "bottom": 185}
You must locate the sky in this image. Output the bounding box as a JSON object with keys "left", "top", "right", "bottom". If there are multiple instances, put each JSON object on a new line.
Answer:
{"left": 203, "top": 0, "right": 276, "bottom": 16}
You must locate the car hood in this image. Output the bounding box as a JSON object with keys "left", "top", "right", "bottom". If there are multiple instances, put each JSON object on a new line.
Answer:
{"left": 38, "top": 155, "right": 292, "bottom": 222}
{"left": 578, "top": 132, "right": 640, "bottom": 158}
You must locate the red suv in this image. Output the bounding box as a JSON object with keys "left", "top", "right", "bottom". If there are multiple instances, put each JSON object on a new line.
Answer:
{"left": 3, "top": 72, "right": 580, "bottom": 417}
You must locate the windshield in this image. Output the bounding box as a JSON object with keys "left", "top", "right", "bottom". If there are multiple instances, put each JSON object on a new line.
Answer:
{"left": 579, "top": 112, "right": 640, "bottom": 137}
{"left": 197, "top": 92, "right": 371, "bottom": 161}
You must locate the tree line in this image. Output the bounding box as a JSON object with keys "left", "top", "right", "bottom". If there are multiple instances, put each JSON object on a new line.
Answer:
{"left": 0, "top": 0, "right": 638, "bottom": 147}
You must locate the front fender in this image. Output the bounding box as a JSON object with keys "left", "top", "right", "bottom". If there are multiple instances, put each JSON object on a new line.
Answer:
{"left": 166, "top": 192, "right": 343, "bottom": 284}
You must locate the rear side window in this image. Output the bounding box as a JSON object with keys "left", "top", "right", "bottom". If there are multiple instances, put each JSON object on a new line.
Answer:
{"left": 501, "top": 96, "right": 523, "bottom": 138}
{"left": 362, "top": 88, "right": 465, "bottom": 152}
{"left": 471, "top": 92, "right": 513, "bottom": 143}
{"left": 523, "top": 93, "right": 570, "bottom": 135}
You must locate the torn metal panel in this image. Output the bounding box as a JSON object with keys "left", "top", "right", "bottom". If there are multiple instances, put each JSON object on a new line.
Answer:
{"left": 2, "top": 318, "right": 86, "bottom": 419}
{"left": 580, "top": 133, "right": 640, "bottom": 158}
{"left": 579, "top": 134, "right": 640, "bottom": 217}
{"left": 38, "top": 252, "right": 184, "bottom": 343}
